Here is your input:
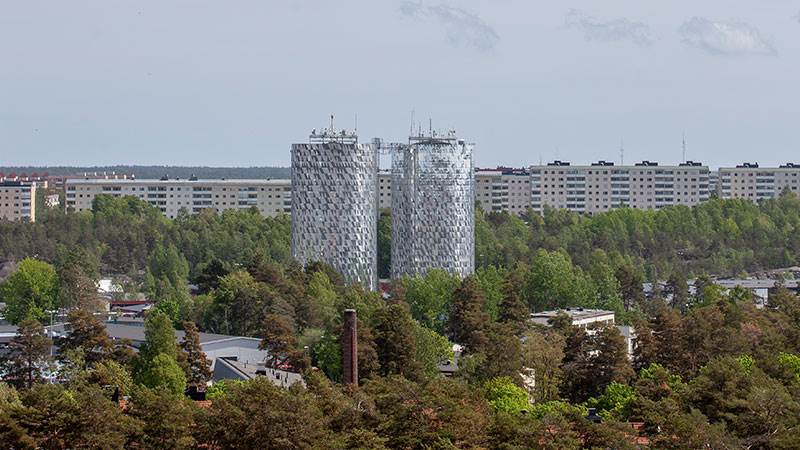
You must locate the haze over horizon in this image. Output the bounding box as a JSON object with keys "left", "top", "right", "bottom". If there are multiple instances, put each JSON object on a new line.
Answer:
{"left": 2, "top": 0, "right": 799, "bottom": 169}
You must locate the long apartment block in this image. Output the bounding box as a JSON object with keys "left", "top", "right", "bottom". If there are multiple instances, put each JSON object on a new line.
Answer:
{"left": 65, "top": 178, "right": 291, "bottom": 219}
{"left": 0, "top": 181, "right": 36, "bottom": 222}
{"left": 474, "top": 167, "right": 532, "bottom": 214}
{"left": 719, "top": 163, "right": 800, "bottom": 201}
{"left": 530, "top": 160, "right": 711, "bottom": 214}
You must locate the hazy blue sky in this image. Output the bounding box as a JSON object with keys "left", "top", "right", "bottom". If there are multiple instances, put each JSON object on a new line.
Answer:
{"left": 1, "top": 0, "right": 799, "bottom": 168}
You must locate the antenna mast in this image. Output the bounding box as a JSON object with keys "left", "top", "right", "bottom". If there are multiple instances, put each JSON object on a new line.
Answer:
{"left": 682, "top": 133, "right": 687, "bottom": 163}
{"left": 619, "top": 138, "right": 625, "bottom": 166}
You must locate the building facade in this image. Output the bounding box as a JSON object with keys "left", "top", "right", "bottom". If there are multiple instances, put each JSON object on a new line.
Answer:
{"left": 474, "top": 167, "right": 532, "bottom": 215}
{"left": 0, "top": 181, "right": 36, "bottom": 222}
{"left": 64, "top": 178, "right": 291, "bottom": 219}
{"left": 377, "top": 171, "right": 392, "bottom": 210}
{"left": 719, "top": 163, "right": 800, "bottom": 201}
{"left": 391, "top": 132, "right": 474, "bottom": 279}
{"left": 291, "top": 128, "right": 378, "bottom": 290}
{"left": 530, "top": 160, "right": 710, "bottom": 214}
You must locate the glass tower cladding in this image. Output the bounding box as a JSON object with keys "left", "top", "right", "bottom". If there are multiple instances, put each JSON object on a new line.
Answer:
{"left": 291, "top": 126, "right": 378, "bottom": 291}
{"left": 391, "top": 132, "right": 475, "bottom": 279}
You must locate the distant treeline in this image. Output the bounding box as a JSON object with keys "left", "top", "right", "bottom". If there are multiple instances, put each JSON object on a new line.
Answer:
{"left": 0, "top": 166, "right": 291, "bottom": 180}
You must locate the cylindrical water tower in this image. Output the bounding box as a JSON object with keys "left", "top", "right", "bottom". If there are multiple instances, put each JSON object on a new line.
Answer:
{"left": 391, "top": 131, "right": 474, "bottom": 279}
{"left": 291, "top": 120, "right": 378, "bottom": 290}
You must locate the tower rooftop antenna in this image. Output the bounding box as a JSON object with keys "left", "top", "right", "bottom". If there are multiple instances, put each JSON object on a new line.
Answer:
{"left": 682, "top": 132, "right": 687, "bottom": 163}
{"left": 620, "top": 138, "right": 625, "bottom": 166}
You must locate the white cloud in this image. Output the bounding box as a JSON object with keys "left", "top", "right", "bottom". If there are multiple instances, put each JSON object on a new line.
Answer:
{"left": 679, "top": 17, "right": 775, "bottom": 56}
{"left": 399, "top": 1, "right": 499, "bottom": 51}
{"left": 563, "top": 9, "right": 655, "bottom": 47}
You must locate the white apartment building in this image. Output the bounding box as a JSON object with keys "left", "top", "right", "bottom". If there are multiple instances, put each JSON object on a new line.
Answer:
{"left": 65, "top": 178, "right": 291, "bottom": 219}
{"left": 474, "top": 168, "right": 532, "bottom": 215}
{"left": 530, "top": 160, "right": 710, "bottom": 214}
{"left": 377, "top": 171, "right": 392, "bottom": 210}
{"left": 719, "top": 163, "right": 800, "bottom": 201}
{"left": 380, "top": 168, "right": 531, "bottom": 215}
{"left": 0, "top": 181, "right": 36, "bottom": 222}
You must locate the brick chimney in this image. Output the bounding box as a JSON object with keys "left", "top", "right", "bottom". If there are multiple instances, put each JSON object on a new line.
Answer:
{"left": 342, "top": 309, "right": 358, "bottom": 386}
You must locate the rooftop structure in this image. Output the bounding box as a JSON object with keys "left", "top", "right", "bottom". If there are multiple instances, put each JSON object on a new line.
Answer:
{"left": 212, "top": 357, "right": 305, "bottom": 388}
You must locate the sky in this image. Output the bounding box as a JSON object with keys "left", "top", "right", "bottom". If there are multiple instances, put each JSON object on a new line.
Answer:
{"left": 1, "top": 0, "right": 799, "bottom": 169}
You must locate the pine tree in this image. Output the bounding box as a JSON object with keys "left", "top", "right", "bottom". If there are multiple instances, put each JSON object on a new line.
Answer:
{"left": 59, "top": 308, "right": 112, "bottom": 365}
{"left": 498, "top": 270, "right": 529, "bottom": 333}
{"left": 373, "top": 303, "right": 421, "bottom": 379}
{"left": 631, "top": 317, "right": 657, "bottom": 371}
{"left": 615, "top": 264, "right": 644, "bottom": 310}
{"left": 666, "top": 273, "right": 689, "bottom": 311}
{"left": 260, "top": 313, "right": 307, "bottom": 371}
{"left": 180, "top": 322, "right": 211, "bottom": 388}
{"left": 652, "top": 308, "right": 685, "bottom": 374}
{"left": 592, "top": 325, "right": 635, "bottom": 388}
{"left": 57, "top": 263, "right": 100, "bottom": 311}
{"left": 1, "top": 319, "right": 53, "bottom": 389}
{"left": 448, "top": 276, "right": 491, "bottom": 352}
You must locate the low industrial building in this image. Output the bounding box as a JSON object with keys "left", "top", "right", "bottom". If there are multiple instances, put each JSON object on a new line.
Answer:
{"left": 530, "top": 308, "right": 635, "bottom": 358}
{"left": 530, "top": 308, "right": 616, "bottom": 330}
{"left": 0, "top": 321, "right": 302, "bottom": 389}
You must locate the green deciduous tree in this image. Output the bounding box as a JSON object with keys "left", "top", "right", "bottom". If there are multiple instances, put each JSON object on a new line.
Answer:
{"left": 138, "top": 353, "right": 187, "bottom": 397}
{"left": 0, "top": 258, "right": 59, "bottom": 324}
{"left": 484, "top": 376, "right": 529, "bottom": 414}
{"left": 414, "top": 323, "right": 453, "bottom": 378}
{"left": 401, "top": 269, "right": 459, "bottom": 334}
{"left": 524, "top": 249, "right": 595, "bottom": 312}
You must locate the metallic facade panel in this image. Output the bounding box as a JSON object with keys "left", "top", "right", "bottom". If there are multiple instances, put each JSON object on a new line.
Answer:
{"left": 391, "top": 138, "right": 475, "bottom": 279}
{"left": 291, "top": 143, "right": 378, "bottom": 290}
